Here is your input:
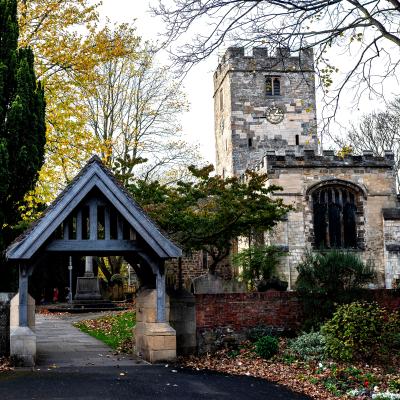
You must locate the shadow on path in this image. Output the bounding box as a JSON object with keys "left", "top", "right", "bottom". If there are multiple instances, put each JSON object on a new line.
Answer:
{"left": 0, "top": 365, "right": 311, "bottom": 400}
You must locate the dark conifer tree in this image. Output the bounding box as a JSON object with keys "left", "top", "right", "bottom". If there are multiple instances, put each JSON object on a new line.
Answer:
{"left": 0, "top": 0, "right": 46, "bottom": 287}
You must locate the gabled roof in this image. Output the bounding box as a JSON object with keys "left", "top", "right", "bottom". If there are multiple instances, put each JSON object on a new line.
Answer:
{"left": 6, "top": 156, "right": 182, "bottom": 261}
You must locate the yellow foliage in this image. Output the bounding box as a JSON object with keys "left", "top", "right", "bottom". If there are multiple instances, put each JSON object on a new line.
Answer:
{"left": 16, "top": 2, "right": 143, "bottom": 218}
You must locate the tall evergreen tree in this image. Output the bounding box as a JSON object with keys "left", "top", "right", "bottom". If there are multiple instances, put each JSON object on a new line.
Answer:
{"left": 0, "top": 0, "right": 45, "bottom": 285}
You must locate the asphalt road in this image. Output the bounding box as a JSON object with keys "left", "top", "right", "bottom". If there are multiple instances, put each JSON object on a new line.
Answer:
{"left": 0, "top": 365, "right": 310, "bottom": 400}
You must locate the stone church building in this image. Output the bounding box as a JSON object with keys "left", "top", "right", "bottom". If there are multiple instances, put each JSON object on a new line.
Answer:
{"left": 213, "top": 47, "right": 400, "bottom": 289}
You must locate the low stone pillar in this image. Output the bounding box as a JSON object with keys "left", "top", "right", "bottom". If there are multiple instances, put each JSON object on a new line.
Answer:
{"left": 169, "top": 289, "right": 196, "bottom": 356}
{"left": 10, "top": 327, "right": 36, "bottom": 366}
{"left": 9, "top": 293, "right": 36, "bottom": 366}
{"left": 0, "top": 293, "right": 14, "bottom": 356}
{"left": 135, "top": 289, "right": 176, "bottom": 363}
{"left": 10, "top": 293, "right": 35, "bottom": 330}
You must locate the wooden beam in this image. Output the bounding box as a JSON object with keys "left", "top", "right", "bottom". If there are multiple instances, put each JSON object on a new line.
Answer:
{"left": 156, "top": 263, "right": 166, "bottom": 323}
{"left": 89, "top": 199, "right": 97, "bottom": 240}
{"left": 117, "top": 214, "right": 123, "bottom": 240}
{"left": 104, "top": 207, "right": 110, "bottom": 240}
{"left": 45, "top": 239, "right": 142, "bottom": 254}
{"left": 18, "top": 265, "right": 29, "bottom": 327}
{"left": 76, "top": 210, "right": 82, "bottom": 240}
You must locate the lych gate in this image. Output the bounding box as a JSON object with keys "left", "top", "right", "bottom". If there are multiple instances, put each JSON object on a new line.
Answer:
{"left": 6, "top": 156, "right": 181, "bottom": 366}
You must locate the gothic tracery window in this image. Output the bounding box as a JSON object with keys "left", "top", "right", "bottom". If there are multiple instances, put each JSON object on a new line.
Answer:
{"left": 312, "top": 185, "right": 358, "bottom": 248}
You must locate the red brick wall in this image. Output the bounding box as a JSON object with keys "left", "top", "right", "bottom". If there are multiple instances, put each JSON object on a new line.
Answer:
{"left": 196, "top": 291, "right": 304, "bottom": 332}
{"left": 195, "top": 290, "right": 400, "bottom": 332}
{"left": 369, "top": 289, "right": 400, "bottom": 311}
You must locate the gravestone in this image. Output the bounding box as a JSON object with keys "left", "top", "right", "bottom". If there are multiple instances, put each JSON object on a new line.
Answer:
{"left": 191, "top": 273, "right": 246, "bottom": 294}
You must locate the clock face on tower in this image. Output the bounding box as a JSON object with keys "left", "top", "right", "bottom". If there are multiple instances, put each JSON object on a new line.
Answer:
{"left": 265, "top": 105, "right": 285, "bottom": 124}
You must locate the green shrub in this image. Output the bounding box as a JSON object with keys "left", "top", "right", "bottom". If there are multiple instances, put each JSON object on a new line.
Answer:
{"left": 286, "top": 331, "right": 326, "bottom": 361}
{"left": 254, "top": 335, "right": 279, "bottom": 359}
{"left": 247, "top": 325, "right": 274, "bottom": 342}
{"left": 295, "top": 250, "right": 375, "bottom": 329}
{"left": 322, "top": 301, "right": 398, "bottom": 362}
{"left": 389, "top": 378, "right": 400, "bottom": 393}
{"left": 110, "top": 273, "right": 124, "bottom": 286}
{"left": 233, "top": 245, "right": 284, "bottom": 291}
{"left": 296, "top": 250, "right": 374, "bottom": 295}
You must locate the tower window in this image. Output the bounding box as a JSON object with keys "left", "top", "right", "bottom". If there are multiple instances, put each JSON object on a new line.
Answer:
{"left": 219, "top": 89, "right": 224, "bottom": 110}
{"left": 266, "top": 76, "right": 281, "bottom": 96}
{"left": 295, "top": 135, "right": 299, "bottom": 145}
{"left": 248, "top": 138, "right": 253, "bottom": 147}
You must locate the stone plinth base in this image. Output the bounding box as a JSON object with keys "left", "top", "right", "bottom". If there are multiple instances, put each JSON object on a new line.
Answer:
{"left": 135, "top": 322, "right": 176, "bottom": 363}
{"left": 10, "top": 326, "right": 36, "bottom": 366}
{"left": 75, "top": 277, "right": 102, "bottom": 300}
{"left": 10, "top": 293, "right": 35, "bottom": 330}
{"left": 135, "top": 289, "right": 176, "bottom": 363}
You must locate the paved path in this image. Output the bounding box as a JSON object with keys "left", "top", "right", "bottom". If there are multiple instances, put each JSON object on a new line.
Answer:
{"left": 0, "top": 313, "right": 310, "bottom": 400}
{"left": 35, "top": 313, "right": 145, "bottom": 367}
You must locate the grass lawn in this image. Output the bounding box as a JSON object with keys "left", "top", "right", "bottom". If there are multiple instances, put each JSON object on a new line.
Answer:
{"left": 74, "top": 311, "right": 135, "bottom": 353}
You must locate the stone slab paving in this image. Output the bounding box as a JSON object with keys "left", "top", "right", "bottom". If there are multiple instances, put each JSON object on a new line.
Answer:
{"left": 35, "top": 313, "right": 146, "bottom": 368}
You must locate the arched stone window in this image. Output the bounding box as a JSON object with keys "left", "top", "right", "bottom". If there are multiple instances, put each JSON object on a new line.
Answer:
{"left": 265, "top": 76, "right": 281, "bottom": 96}
{"left": 308, "top": 180, "right": 365, "bottom": 249}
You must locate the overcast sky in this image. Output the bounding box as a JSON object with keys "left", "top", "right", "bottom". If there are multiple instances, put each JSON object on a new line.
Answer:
{"left": 98, "top": 0, "right": 216, "bottom": 165}
{"left": 97, "top": 1, "right": 397, "bottom": 162}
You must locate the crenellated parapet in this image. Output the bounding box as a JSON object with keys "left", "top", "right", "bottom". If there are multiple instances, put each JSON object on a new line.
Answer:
{"left": 253, "top": 149, "right": 395, "bottom": 172}
{"left": 214, "top": 46, "right": 314, "bottom": 91}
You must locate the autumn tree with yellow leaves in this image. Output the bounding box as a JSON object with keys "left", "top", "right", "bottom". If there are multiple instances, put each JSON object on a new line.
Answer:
{"left": 17, "top": 1, "right": 195, "bottom": 221}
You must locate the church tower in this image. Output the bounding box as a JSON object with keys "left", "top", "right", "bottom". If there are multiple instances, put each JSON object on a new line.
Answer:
{"left": 214, "top": 47, "right": 318, "bottom": 177}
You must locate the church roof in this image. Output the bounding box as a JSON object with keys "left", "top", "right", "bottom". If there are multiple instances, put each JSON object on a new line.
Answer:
{"left": 6, "top": 156, "right": 182, "bottom": 261}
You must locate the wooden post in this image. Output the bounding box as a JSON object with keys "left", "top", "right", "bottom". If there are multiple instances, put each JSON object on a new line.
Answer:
{"left": 117, "top": 215, "right": 123, "bottom": 240}
{"left": 89, "top": 199, "right": 97, "bottom": 240}
{"left": 104, "top": 207, "right": 110, "bottom": 240}
{"left": 76, "top": 210, "right": 82, "bottom": 240}
{"left": 19, "top": 264, "right": 29, "bottom": 327}
{"left": 156, "top": 262, "right": 166, "bottom": 323}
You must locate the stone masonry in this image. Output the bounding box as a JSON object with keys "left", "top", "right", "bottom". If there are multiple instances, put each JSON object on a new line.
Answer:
{"left": 214, "top": 47, "right": 400, "bottom": 289}
{"left": 214, "top": 47, "right": 318, "bottom": 177}
{"left": 253, "top": 150, "right": 398, "bottom": 288}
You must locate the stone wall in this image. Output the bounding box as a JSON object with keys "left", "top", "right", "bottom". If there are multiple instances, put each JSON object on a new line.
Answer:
{"left": 253, "top": 149, "right": 398, "bottom": 287}
{"left": 383, "top": 209, "right": 400, "bottom": 288}
{"left": 0, "top": 293, "right": 14, "bottom": 356}
{"left": 214, "top": 47, "right": 318, "bottom": 177}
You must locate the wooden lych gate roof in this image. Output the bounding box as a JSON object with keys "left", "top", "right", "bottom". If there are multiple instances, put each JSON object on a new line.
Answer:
{"left": 6, "top": 156, "right": 182, "bottom": 262}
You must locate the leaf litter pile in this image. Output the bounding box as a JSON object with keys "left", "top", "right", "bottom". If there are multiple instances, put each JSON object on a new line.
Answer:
{"left": 179, "top": 340, "right": 400, "bottom": 400}
{"left": 74, "top": 311, "right": 135, "bottom": 353}
{"left": 0, "top": 357, "right": 13, "bottom": 372}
